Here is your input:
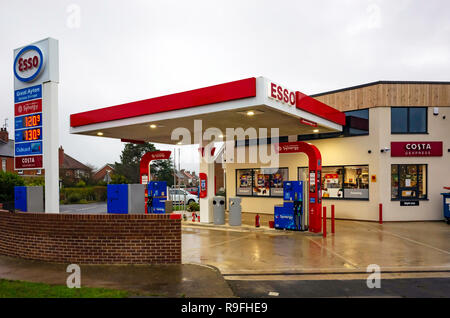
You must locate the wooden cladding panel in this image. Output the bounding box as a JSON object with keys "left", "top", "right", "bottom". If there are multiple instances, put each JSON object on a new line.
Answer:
{"left": 313, "top": 83, "right": 450, "bottom": 111}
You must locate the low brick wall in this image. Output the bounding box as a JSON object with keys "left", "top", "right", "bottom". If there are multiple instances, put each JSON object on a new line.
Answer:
{"left": 0, "top": 210, "right": 181, "bottom": 264}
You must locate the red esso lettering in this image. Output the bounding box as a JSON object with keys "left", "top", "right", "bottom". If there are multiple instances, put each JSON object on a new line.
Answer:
{"left": 277, "top": 86, "right": 283, "bottom": 101}
{"left": 283, "top": 89, "right": 289, "bottom": 103}
{"left": 289, "top": 92, "right": 295, "bottom": 105}
{"left": 269, "top": 83, "right": 296, "bottom": 106}
{"left": 270, "top": 83, "right": 277, "bottom": 99}
{"left": 18, "top": 55, "right": 39, "bottom": 72}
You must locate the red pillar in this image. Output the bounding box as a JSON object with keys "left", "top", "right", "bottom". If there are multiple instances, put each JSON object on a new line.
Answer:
{"left": 331, "top": 205, "right": 335, "bottom": 234}
{"left": 323, "top": 206, "right": 327, "bottom": 238}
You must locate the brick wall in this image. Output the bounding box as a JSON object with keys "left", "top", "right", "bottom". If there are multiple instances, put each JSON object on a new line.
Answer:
{"left": 0, "top": 210, "right": 181, "bottom": 264}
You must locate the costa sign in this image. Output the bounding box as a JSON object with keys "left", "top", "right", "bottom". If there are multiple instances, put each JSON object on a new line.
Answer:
{"left": 391, "top": 141, "right": 443, "bottom": 157}
{"left": 268, "top": 82, "right": 296, "bottom": 107}
{"left": 14, "top": 45, "right": 44, "bottom": 83}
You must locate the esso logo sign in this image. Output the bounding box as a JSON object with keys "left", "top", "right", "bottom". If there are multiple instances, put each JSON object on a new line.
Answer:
{"left": 14, "top": 45, "right": 44, "bottom": 83}
{"left": 268, "top": 82, "right": 296, "bottom": 107}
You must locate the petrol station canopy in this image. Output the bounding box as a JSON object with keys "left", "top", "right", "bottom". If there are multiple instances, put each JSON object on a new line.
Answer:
{"left": 70, "top": 77, "right": 345, "bottom": 144}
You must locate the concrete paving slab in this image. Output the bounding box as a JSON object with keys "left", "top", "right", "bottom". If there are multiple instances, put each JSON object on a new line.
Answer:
{"left": 182, "top": 219, "right": 450, "bottom": 276}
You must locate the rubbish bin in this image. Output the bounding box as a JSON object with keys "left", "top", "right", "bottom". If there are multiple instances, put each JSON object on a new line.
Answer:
{"left": 441, "top": 192, "right": 450, "bottom": 224}
{"left": 213, "top": 196, "right": 225, "bottom": 225}
{"left": 229, "top": 197, "right": 242, "bottom": 226}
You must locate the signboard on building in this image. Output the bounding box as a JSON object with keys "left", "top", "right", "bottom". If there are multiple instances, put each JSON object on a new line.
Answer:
{"left": 391, "top": 142, "right": 443, "bottom": 157}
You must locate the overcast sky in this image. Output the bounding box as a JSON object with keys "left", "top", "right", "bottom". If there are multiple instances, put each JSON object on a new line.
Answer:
{"left": 1, "top": 0, "right": 449, "bottom": 172}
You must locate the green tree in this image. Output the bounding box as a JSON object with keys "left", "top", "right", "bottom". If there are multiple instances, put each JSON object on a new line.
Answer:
{"left": 0, "top": 171, "right": 25, "bottom": 202}
{"left": 110, "top": 174, "right": 129, "bottom": 184}
{"left": 151, "top": 159, "right": 174, "bottom": 186}
{"left": 114, "top": 142, "right": 174, "bottom": 185}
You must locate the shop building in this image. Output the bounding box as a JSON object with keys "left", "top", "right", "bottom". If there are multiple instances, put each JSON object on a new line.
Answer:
{"left": 227, "top": 81, "right": 449, "bottom": 221}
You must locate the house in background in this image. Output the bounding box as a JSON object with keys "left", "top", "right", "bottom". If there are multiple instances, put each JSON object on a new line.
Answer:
{"left": 174, "top": 169, "right": 199, "bottom": 186}
{"left": 59, "top": 146, "right": 92, "bottom": 184}
{"left": 93, "top": 163, "right": 115, "bottom": 183}
{"left": 0, "top": 127, "right": 14, "bottom": 173}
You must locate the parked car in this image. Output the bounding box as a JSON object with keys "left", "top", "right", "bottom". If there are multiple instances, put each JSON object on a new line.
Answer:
{"left": 169, "top": 188, "right": 199, "bottom": 205}
{"left": 186, "top": 187, "right": 199, "bottom": 195}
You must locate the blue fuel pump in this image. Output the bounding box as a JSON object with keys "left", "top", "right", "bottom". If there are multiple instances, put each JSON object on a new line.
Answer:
{"left": 274, "top": 181, "right": 305, "bottom": 231}
{"left": 147, "top": 181, "right": 167, "bottom": 214}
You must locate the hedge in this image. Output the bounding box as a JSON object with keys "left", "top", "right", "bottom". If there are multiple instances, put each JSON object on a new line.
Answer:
{"left": 60, "top": 186, "right": 107, "bottom": 204}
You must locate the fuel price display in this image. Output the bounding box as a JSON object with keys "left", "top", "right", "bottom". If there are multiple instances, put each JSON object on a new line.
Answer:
{"left": 15, "top": 113, "right": 42, "bottom": 129}
{"left": 15, "top": 127, "right": 43, "bottom": 142}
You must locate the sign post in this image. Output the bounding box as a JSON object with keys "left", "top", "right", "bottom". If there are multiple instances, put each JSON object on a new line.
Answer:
{"left": 13, "top": 38, "right": 59, "bottom": 213}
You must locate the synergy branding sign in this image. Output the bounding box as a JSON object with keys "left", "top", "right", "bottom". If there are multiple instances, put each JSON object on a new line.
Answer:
{"left": 268, "top": 82, "right": 296, "bottom": 107}
{"left": 391, "top": 141, "right": 443, "bottom": 157}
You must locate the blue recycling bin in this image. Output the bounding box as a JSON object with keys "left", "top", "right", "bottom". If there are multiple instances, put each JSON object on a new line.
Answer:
{"left": 441, "top": 192, "right": 450, "bottom": 224}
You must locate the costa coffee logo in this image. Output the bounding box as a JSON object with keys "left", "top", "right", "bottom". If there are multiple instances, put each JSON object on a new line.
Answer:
{"left": 405, "top": 143, "right": 431, "bottom": 150}
{"left": 268, "top": 82, "right": 296, "bottom": 106}
{"left": 391, "top": 141, "right": 443, "bottom": 157}
{"left": 14, "top": 45, "right": 44, "bottom": 82}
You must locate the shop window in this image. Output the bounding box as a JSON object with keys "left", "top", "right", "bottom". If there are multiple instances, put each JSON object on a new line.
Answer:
{"left": 321, "top": 167, "right": 344, "bottom": 199}
{"left": 391, "top": 107, "right": 427, "bottom": 134}
{"left": 344, "top": 109, "right": 369, "bottom": 136}
{"left": 298, "top": 109, "right": 369, "bottom": 141}
{"left": 343, "top": 166, "right": 369, "bottom": 199}
{"left": 236, "top": 168, "right": 289, "bottom": 197}
{"left": 391, "top": 164, "right": 427, "bottom": 200}
{"left": 304, "top": 165, "right": 369, "bottom": 200}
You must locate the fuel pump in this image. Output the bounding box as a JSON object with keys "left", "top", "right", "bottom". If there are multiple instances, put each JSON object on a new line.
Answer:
{"left": 147, "top": 181, "right": 167, "bottom": 214}
{"left": 274, "top": 181, "right": 305, "bottom": 231}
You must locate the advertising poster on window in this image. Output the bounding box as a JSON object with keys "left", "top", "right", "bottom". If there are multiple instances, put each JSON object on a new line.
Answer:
{"left": 269, "top": 168, "right": 288, "bottom": 197}
{"left": 237, "top": 169, "right": 252, "bottom": 195}
{"left": 253, "top": 169, "right": 270, "bottom": 196}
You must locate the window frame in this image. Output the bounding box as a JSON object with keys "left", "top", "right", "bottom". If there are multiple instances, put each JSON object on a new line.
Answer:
{"left": 391, "top": 107, "right": 428, "bottom": 134}
{"left": 235, "top": 167, "right": 289, "bottom": 198}
{"left": 298, "top": 165, "right": 370, "bottom": 201}
{"left": 391, "top": 164, "right": 428, "bottom": 201}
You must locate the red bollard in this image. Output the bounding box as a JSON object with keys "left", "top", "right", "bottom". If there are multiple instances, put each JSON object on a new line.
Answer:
{"left": 379, "top": 203, "right": 383, "bottom": 224}
{"left": 331, "top": 205, "right": 335, "bottom": 234}
{"left": 323, "top": 206, "right": 327, "bottom": 238}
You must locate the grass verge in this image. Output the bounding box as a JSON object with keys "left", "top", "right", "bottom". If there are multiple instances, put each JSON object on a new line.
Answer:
{"left": 0, "top": 279, "right": 130, "bottom": 298}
